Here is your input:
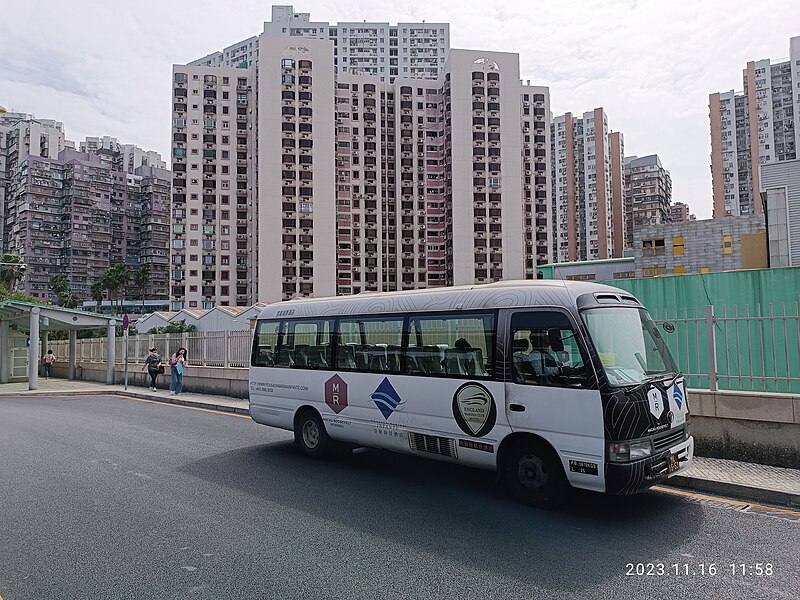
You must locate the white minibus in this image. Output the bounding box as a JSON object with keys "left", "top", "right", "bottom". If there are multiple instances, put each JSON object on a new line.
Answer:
{"left": 249, "top": 280, "right": 693, "bottom": 508}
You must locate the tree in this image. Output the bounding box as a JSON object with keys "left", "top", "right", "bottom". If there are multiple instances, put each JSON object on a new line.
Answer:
{"left": 50, "top": 274, "right": 81, "bottom": 309}
{"left": 148, "top": 320, "right": 197, "bottom": 334}
{"left": 91, "top": 281, "right": 106, "bottom": 312}
{"left": 133, "top": 265, "right": 150, "bottom": 314}
{"left": 0, "top": 254, "right": 26, "bottom": 292}
{"left": 97, "top": 264, "right": 129, "bottom": 314}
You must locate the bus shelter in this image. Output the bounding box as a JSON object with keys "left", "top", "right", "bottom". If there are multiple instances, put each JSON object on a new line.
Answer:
{"left": 0, "top": 300, "right": 118, "bottom": 390}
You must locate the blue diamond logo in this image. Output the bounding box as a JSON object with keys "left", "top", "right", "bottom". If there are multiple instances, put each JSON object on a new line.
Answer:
{"left": 371, "top": 377, "right": 403, "bottom": 420}
{"left": 673, "top": 382, "right": 683, "bottom": 409}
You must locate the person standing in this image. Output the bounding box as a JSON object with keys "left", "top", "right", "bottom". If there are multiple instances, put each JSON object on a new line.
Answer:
{"left": 170, "top": 347, "right": 188, "bottom": 396}
{"left": 141, "top": 347, "right": 162, "bottom": 391}
{"left": 42, "top": 349, "right": 56, "bottom": 380}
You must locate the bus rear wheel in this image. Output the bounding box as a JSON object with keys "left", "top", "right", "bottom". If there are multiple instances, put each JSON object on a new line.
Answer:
{"left": 503, "top": 440, "right": 569, "bottom": 509}
{"left": 295, "top": 410, "right": 332, "bottom": 458}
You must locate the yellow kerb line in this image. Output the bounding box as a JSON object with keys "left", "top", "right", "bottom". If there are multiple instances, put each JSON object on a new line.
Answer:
{"left": 652, "top": 485, "right": 800, "bottom": 517}
{"left": 115, "top": 394, "right": 251, "bottom": 419}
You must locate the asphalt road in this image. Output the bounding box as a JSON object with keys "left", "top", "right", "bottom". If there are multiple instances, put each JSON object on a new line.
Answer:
{"left": 0, "top": 395, "right": 798, "bottom": 600}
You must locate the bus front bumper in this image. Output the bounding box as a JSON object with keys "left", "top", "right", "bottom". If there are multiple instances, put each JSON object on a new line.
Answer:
{"left": 605, "top": 435, "right": 694, "bottom": 495}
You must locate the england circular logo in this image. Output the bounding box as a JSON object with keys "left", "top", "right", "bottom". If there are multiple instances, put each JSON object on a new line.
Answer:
{"left": 452, "top": 382, "right": 496, "bottom": 438}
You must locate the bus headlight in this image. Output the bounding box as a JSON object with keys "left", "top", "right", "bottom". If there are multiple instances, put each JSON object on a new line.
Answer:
{"left": 608, "top": 439, "right": 653, "bottom": 462}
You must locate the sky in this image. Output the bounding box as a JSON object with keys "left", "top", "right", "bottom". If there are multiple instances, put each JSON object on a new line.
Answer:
{"left": 2, "top": 1, "right": 799, "bottom": 219}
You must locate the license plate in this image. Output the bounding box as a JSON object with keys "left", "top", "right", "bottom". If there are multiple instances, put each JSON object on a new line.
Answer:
{"left": 668, "top": 453, "right": 680, "bottom": 473}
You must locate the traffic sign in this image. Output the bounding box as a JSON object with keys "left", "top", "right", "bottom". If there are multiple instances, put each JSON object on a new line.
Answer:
{"left": 122, "top": 314, "right": 129, "bottom": 330}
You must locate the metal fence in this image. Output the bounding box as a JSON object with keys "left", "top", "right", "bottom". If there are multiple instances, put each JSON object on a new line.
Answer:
{"left": 48, "top": 303, "right": 800, "bottom": 393}
{"left": 49, "top": 330, "right": 253, "bottom": 369}
{"left": 651, "top": 303, "right": 800, "bottom": 394}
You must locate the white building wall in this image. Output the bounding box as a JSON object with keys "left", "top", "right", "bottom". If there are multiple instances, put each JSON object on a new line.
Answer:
{"left": 446, "top": 50, "right": 524, "bottom": 285}
{"left": 257, "top": 35, "right": 337, "bottom": 302}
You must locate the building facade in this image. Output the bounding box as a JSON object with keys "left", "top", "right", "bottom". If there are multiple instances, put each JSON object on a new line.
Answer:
{"left": 169, "top": 65, "right": 258, "bottom": 309}
{"left": 670, "top": 201, "right": 695, "bottom": 222}
{"left": 709, "top": 35, "right": 800, "bottom": 218}
{"left": 634, "top": 215, "right": 767, "bottom": 278}
{"left": 623, "top": 154, "right": 672, "bottom": 248}
{"left": 761, "top": 158, "right": 800, "bottom": 267}
{"left": 550, "top": 108, "right": 623, "bottom": 263}
{"left": 80, "top": 136, "right": 166, "bottom": 174}
{"left": 174, "top": 8, "right": 552, "bottom": 305}
{"left": 1, "top": 112, "right": 170, "bottom": 303}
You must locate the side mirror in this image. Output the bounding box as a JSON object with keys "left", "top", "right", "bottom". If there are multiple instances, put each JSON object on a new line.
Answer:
{"left": 662, "top": 322, "right": 675, "bottom": 334}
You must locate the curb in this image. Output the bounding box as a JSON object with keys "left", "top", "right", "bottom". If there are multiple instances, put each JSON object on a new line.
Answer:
{"left": 111, "top": 390, "right": 251, "bottom": 416}
{"left": 665, "top": 475, "right": 800, "bottom": 508}
{"left": 0, "top": 388, "right": 251, "bottom": 417}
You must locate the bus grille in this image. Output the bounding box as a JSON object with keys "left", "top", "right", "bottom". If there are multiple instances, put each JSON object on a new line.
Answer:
{"left": 653, "top": 426, "right": 685, "bottom": 453}
{"left": 409, "top": 433, "right": 457, "bottom": 458}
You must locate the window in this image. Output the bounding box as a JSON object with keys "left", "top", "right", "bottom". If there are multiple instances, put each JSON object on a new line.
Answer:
{"left": 406, "top": 312, "right": 494, "bottom": 378}
{"left": 510, "top": 311, "right": 590, "bottom": 388}
{"left": 672, "top": 236, "right": 684, "bottom": 255}
{"left": 642, "top": 238, "right": 665, "bottom": 256}
{"left": 337, "top": 316, "right": 404, "bottom": 372}
{"left": 700, "top": 266, "right": 710, "bottom": 274}
{"left": 673, "top": 265, "right": 686, "bottom": 274}
{"left": 253, "top": 319, "right": 334, "bottom": 368}
{"left": 722, "top": 234, "right": 733, "bottom": 254}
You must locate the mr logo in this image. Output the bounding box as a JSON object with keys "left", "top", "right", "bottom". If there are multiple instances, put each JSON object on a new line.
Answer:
{"left": 647, "top": 387, "right": 664, "bottom": 419}
{"left": 324, "top": 374, "right": 348, "bottom": 414}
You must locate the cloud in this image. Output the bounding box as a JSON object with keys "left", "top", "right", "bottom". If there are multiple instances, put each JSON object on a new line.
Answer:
{"left": 2, "top": 0, "right": 799, "bottom": 220}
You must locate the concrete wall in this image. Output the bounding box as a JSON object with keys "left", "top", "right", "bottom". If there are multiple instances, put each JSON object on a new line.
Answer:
{"left": 689, "top": 389, "right": 800, "bottom": 469}
{"left": 52, "top": 362, "right": 249, "bottom": 399}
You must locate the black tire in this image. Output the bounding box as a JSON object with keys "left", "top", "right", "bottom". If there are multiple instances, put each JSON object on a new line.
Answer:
{"left": 503, "top": 440, "right": 570, "bottom": 509}
{"left": 294, "top": 410, "right": 332, "bottom": 458}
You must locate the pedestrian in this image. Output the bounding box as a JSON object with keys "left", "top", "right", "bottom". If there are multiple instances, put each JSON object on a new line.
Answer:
{"left": 170, "top": 347, "right": 188, "bottom": 396}
{"left": 42, "top": 349, "right": 56, "bottom": 380}
{"left": 141, "top": 347, "right": 162, "bottom": 391}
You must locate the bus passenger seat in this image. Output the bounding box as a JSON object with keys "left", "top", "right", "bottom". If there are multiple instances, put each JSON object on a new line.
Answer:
{"left": 338, "top": 345, "right": 356, "bottom": 369}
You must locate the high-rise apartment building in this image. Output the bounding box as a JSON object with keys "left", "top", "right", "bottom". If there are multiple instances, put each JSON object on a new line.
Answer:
{"left": 173, "top": 6, "right": 551, "bottom": 305}
{"left": 3, "top": 148, "right": 170, "bottom": 302}
{"left": 550, "top": 108, "right": 623, "bottom": 262}
{"left": 1, "top": 111, "right": 69, "bottom": 255}
{"left": 709, "top": 35, "right": 800, "bottom": 218}
{"left": 670, "top": 201, "right": 695, "bottom": 223}
{"left": 80, "top": 136, "right": 166, "bottom": 174}
{"left": 170, "top": 65, "right": 258, "bottom": 310}
{"left": 0, "top": 112, "right": 169, "bottom": 303}
{"left": 623, "top": 154, "right": 672, "bottom": 247}
{"left": 189, "top": 5, "right": 449, "bottom": 83}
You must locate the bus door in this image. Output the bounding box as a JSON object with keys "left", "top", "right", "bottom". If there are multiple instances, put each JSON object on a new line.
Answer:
{"left": 505, "top": 309, "right": 606, "bottom": 491}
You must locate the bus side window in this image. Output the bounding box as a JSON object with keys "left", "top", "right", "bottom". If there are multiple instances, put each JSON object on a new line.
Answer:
{"left": 510, "top": 312, "right": 591, "bottom": 389}
{"left": 252, "top": 320, "right": 280, "bottom": 367}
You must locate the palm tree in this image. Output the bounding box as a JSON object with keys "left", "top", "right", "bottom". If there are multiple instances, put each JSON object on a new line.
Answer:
{"left": 0, "top": 254, "right": 26, "bottom": 292}
{"left": 50, "top": 273, "right": 69, "bottom": 305}
{"left": 133, "top": 265, "right": 150, "bottom": 314}
{"left": 103, "top": 264, "right": 129, "bottom": 314}
{"left": 91, "top": 280, "right": 106, "bottom": 312}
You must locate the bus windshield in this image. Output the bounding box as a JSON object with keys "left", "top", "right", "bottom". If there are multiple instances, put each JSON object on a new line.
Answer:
{"left": 581, "top": 307, "right": 678, "bottom": 387}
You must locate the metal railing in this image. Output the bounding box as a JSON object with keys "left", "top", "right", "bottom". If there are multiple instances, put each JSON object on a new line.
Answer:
{"left": 49, "top": 330, "right": 253, "bottom": 369}
{"left": 652, "top": 303, "right": 800, "bottom": 394}
{"left": 47, "top": 303, "right": 800, "bottom": 394}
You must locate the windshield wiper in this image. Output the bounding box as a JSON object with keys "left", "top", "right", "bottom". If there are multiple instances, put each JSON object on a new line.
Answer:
{"left": 620, "top": 371, "right": 680, "bottom": 394}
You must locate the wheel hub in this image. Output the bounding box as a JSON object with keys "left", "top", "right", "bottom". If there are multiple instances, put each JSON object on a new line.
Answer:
{"left": 518, "top": 454, "right": 548, "bottom": 490}
{"left": 302, "top": 420, "right": 320, "bottom": 449}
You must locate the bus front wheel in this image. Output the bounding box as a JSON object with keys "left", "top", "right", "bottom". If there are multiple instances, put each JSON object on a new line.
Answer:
{"left": 295, "top": 410, "right": 331, "bottom": 458}
{"left": 503, "top": 440, "right": 569, "bottom": 509}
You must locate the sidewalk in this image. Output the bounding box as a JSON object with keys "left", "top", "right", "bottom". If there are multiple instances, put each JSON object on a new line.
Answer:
{"left": 2, "top": 378, "right": 798, "bottom": 507}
